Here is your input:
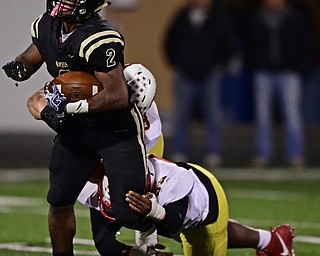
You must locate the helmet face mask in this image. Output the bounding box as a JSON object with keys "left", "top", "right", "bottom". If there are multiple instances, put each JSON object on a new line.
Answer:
{"left": 47, "top": 0, "right": 110, "bottom": 22}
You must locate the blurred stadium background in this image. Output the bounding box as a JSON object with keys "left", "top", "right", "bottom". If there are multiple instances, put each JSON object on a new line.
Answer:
{"left": 2, "top": 0, "right": 320, "bottom": 168}
{"left": 1, "top": 0, "right": 320, "bottom": 255}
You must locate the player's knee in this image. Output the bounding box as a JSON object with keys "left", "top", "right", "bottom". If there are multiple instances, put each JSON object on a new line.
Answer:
{"left": 47, "top": 184, "right": 75, "bottom": 206}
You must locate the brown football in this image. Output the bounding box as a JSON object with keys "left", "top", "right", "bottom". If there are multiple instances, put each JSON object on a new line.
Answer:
{"left": 50, "top": 71, "right": 103, "bottom": 102}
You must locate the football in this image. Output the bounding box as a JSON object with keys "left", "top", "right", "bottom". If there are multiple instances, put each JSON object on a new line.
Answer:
{"left": 50, "top": 71, "right": 103, "bottom": 102}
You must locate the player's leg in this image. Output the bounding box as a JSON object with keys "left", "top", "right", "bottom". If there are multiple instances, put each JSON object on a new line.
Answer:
{"left": 178, "top": 205, "right": 228, "bottom": 256}
{"left": 90, "top": 208, "right": 129, "bottom": 256}
{"left": 227, "top": 219, "right": 260, "bottom": 248}
{"left": 98, "top": 106, "right": 151, "bottom": 230}
{"left": 181, "top": 163, "right": 229, "bottom": 255}
{"left": 99, "top": 138, "right": 151, "bottom": 230}
{"left": 227, "top": 220, "right": 295, "bottom": 255}
{"left": 47, "top": 134, "right": 101, "bottom": 255}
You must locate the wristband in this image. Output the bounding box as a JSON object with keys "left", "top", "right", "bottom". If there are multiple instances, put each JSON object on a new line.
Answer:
{"left": 66, "top": 99, "right": 89, "bottom": 114}
{"left": 146, "top": 194, "right": 166, "bottom": 221}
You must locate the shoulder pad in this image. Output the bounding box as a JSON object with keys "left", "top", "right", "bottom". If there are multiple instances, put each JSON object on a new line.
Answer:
{"left": 31, "top": 13, "right": 45, "bottom": 39}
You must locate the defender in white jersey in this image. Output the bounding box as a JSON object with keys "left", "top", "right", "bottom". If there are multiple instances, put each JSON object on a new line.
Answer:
{"left": 27, "top": 64, "right": 294, "bottom": 256}
{"left": 126, "top": 156, "right": 295, "bottom": 256}
{"left": 128, "top": 154, "right": 229, "bottom": 256}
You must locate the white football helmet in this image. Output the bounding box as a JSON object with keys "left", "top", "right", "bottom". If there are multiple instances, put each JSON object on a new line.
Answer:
{"left": 124, "top": 64, "right": 156, "bottom": 114}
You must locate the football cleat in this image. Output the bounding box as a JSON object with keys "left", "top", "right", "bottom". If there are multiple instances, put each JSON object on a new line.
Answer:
{"left": 256, "top": 224, "right": 295, "bottom": 256}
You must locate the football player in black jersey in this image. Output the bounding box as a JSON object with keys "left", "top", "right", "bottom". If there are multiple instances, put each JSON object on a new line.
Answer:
{"left": 2, "top": 1, "right": 150, "bottom": 255}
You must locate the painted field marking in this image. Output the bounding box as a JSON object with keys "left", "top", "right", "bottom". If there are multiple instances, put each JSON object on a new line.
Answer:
{"left": 0, "top": 243, "right": 99, "bottom": 255}
{"left": 1, "top": 235, "right": 319, "bottom": 255}
{"left": 0, "top": 241, "right": 185, "bottom": 256}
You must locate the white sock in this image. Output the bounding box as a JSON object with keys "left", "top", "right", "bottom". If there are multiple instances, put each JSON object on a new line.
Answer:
{"left": 257, "top": 229, "right": 272, "bottom": 250}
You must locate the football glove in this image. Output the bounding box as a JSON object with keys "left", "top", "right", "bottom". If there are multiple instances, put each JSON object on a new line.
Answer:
{"left": 2, "top": 60, "right": 31, "bottom": 81}
{"left": 40, "top": 105, "right": 66, "bottom": 133}
{"left": 44, "top": 82, "right": 67, "bottom": 113}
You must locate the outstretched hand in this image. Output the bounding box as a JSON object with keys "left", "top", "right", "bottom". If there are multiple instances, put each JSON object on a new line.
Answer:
{"left": 2, "top": 60, "right": 30, "bottom": 81}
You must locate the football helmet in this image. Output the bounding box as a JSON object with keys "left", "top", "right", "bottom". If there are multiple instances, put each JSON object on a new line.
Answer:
{"left": 124, "top": 64, "right": 157, "bottom": 114}
{"left": 47, "top": 0, "right": 111, "bottom": 22}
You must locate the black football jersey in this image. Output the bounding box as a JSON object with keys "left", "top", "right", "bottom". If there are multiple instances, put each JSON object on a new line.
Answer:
{"left": 31, "top": 13, "right": 125, "bottom": 78}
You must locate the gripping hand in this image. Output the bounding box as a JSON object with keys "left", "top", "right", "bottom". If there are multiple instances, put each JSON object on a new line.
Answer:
{"left": 44, "top": 82, "right": 67, "bottom": 113}
{"left": 40, "top": 105, "right": 66, "bottom": 133}
{"left": 2, "top": 60, "right": 30, "bottom": 81}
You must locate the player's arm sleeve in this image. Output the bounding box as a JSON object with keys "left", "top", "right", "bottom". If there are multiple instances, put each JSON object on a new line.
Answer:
{"left": 155, "top": 196, "right": 188, "bottom": 234}
{"left": 78, "top": 30, "right": 125, "bottom": 72}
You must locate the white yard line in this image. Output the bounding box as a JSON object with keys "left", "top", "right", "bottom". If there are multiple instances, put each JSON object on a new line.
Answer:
{"left": 213, "top": 168, "right": 320, "bottom": 181}
{"left": 2, "top": 168, "right": 320, "bottom": 182}
{"left": 234, "top": 218, "right": 320, "bottom": 231}
{"left": 0, "top": 196, "right": 42, "bottom": 206}
{"left": 294, "top": 236, "right": 320, "bottom": 244}
{"left": 0, "top": 240, "right": 184, "bottom": 256}
{"left": 226, "top": 189, "right": 312, "bottom": 201}
{"left": 1, "top": 235, "right": 319, "bottom": 255}
{"left": 0, "top": 169, "right": 48, "bottom": 182}
{"left": 0, "top": 243, "right": 99, "bottom": 255}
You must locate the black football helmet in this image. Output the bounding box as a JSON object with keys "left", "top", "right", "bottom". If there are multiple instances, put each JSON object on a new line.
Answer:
{"left": 47, "top": 0, "right": 111, "bottom": 22}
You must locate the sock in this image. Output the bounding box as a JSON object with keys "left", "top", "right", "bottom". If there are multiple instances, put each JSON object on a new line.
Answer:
{"left": 257, "top": 229, "right": 272, "bottom": 250}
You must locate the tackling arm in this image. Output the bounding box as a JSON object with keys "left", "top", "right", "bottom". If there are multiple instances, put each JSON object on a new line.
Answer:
{"left": 126, "top": 191, "right": 188, "bottom": 234}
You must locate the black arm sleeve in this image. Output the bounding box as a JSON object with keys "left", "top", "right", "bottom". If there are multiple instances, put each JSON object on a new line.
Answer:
{"left": 155, "top": 196, "right": 188, "bottom": 236}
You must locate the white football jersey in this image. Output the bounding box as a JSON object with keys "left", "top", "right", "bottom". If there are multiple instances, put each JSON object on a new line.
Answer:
{"left": 148, "top": 156, "right": 210, "bottom": 229}
{"left": 78, "top": 156, "right": 210, "bottom": 230}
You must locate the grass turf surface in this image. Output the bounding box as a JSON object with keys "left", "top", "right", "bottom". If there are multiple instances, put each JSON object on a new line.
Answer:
{"left": 0, "top": 168, "right": 319, "bottom": 255}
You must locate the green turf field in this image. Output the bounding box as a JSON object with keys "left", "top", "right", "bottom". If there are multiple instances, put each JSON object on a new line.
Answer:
{"left": 0, "top": 168, "right": 319, "bottom": 255}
